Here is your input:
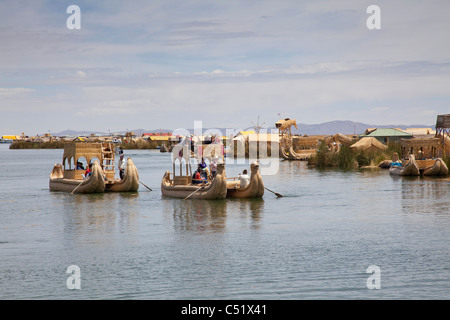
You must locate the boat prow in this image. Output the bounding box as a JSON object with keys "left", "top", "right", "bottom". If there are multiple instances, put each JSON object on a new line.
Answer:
{"left": 106, "top": 157, "right": 140, "bottom": 192}
{"left": 280, "top": 145, "right": 311, "bottom": 160}
{"left": 160, "top": 142, "right": 169, "bottom": 153}
{"left": 423, "top": 158, "right": 448, "bottom": 176}
{"left": 49, "top": 161, "right": 105, "bottom": 193}
{"left": 226, "top": 161, "right": 264, "bottom": 198}
{"left": 389, "top": 154, "right": 420, "bottom": 176}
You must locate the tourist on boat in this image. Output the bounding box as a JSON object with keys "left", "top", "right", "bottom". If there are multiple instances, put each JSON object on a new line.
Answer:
{"left": 192, "top": 167, "right": 206, "bottom": 184}
{"left": 76, "top": 161, "right": 84, "bottom": 170}
{"left": 118, "top": 154, "right": 126, "bottom": 179}
{"left": 238, "top": 169, "right": 250, "bottom": 188}
{"left": 200, "top": 157, "right": 207, "bottom": 169}
{"left": 210, "top": 156, "right": 218, "bottom": 178}
{"left": 82, "top": 163, "right": 92, "bottom": 179}
{"left": 201, "top": 166, "right": 209, "bottom": 180}
{"left": 390, "top": 161, "right": 402, "bottom": 168}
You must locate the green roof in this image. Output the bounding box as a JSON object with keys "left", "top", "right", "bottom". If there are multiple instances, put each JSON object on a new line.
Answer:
{"left": 360, "top": 128, "right": 413, "bottom": 137}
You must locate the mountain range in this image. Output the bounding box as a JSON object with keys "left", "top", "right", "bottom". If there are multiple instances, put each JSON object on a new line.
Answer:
{"left": 50, "top": 120, "right": 434, "bottom": 137}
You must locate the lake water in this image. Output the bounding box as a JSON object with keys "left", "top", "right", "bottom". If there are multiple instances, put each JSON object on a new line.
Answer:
{"left": 0, "top": 143, "right": 449, "bottom": 300}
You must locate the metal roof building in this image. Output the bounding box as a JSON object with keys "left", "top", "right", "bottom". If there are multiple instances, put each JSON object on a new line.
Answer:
{"left": 359, "top": 128, "right": 413, "bottom": 144}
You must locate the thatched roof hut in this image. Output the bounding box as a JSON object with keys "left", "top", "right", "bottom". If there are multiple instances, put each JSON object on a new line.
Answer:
{"left": 350, "top": 137, "right": 388, "bottom": 152}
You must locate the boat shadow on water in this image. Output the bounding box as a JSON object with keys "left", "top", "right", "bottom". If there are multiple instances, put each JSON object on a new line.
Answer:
{"left": 162, "top": 197, "right": 265, "bottom": 232}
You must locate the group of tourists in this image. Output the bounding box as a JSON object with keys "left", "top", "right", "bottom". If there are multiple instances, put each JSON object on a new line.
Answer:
{"left": 191, "top": 156, "right": 250, "bottom": 188}
{"left": 192, "top": 157, "right": 213, "bottom": 184}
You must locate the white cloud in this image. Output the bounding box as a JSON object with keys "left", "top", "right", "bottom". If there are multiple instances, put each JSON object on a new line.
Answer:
{"left": 75, "top": 71, "right": 87, "bottom": 78}
{"left": 0, "top": 87, "right": 35, "bottom": 98}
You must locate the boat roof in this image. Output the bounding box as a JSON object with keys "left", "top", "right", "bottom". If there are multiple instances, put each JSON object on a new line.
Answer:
{"left": 62, "top": 142, "right": 114, "bottom": 163}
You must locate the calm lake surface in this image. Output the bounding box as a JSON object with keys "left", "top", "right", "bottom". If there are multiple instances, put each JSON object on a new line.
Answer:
{"left": 1, "top": 143, "right": 449, "bottom": 300}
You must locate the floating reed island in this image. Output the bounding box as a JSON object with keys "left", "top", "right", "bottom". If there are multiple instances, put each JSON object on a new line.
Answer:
{"left": 8, "top": 114, "right": 450, "bottom": 177}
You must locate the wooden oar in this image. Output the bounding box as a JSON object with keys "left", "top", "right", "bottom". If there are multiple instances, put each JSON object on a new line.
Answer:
{"left": 139, "top": 181, "right": 152, "bottom": 191}
{"left": 184, "top": 184, "right": 206, "bottom": 200}
{"left": 265, "top": 187, "right": 283, "bottom": 198}
{"left": 71, "top": 179, "right": 85, "bottom": 194}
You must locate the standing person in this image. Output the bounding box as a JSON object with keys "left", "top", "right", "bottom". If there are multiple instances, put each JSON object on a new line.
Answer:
{"left": 210, "top": 156, "right": 218, "bottom": 178}
{"left": 238, "top": 169, "right": 250, "bottom": 188}
{"left": 200, "top": 157, "right": 207, "bottom": 169}
{"left": 118, "top": 154, "right": 126, "bottom": 179}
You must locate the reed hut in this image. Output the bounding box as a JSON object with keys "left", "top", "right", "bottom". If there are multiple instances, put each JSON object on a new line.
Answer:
{"left": 350, "top": 137, "right": 388, "bottom": 152}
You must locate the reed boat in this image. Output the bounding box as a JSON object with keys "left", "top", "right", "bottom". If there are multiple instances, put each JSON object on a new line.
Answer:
{"left": 389, "top": 154, "right": 420, "bottom": 176}
{"left": 226, "top": 161, "right": 264, "bottom": 198}
{"left": 161, "top": 163, "right": 227, "bottom": 199}
{"left": 280, "top": 145, "right": 291, "bottom": 160}
{"left": 160, "top": 142, "right": 170, "bottom": 153}
{"left": 49, "top": 142, "right": 140, "bottom": 193}
{"left": 421, "top": 158, "right": 448, "bottom": 176}
{"left": 105, "top": 158, "right": 140, "bottom": 192}
{"left": 50, "top": 161, "right": 105, "bottom": 193}
{"left": 280, "top": 145, "right": 311, "bottom": 160}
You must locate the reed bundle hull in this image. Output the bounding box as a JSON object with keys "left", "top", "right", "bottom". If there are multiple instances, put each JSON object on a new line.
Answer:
{"left": 49, "top": 161, "right": 105, "bottom": 193}
{"left": 160, "top": 143, "right": 170, "bottom": 153}
{"left": 422, "top": 158, "right": 449, "bottom": 176}
{"left": 280, "top": 145, "right": 312, "bottom": 160}
{"left": 389, "top": 155, "right": 420, "bottom": 176}
{"left": 106, "top": 158, "right": 140, "bottom": 192}
{"left": 161, "top": 164, "right": 227, "bottom": 199}
{"left": 226, "top": 162, "right": 264, "bottom": 198}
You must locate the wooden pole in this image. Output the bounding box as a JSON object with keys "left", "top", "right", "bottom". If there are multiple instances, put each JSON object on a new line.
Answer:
{"left": 71, "top": 180, "right": 85, "bottom": 194}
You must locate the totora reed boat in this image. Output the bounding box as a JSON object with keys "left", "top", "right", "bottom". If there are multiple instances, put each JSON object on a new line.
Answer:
{"left": 280, "top": 145, "right": 312, "bottom": 161}
{"left": 389, "top": 154, "right": 420, "bottom": 176}
{"left": 161, "top": 163, "right": 227, "bottom": 199}
{"left": 106, "top": 157, "right": 140, "bottom": 192}
{"left": 49, "top": 142, "right": 139, "bottom": 193}
{"left": 161, "top": 144, "right": 227, "bottom": 199}
{"left": 421, "top": 158, "right": 448, "bottom": 176}
{"left": 226, "top": 161, "right": 264, "bottom": 198}
{"left": 50, "top": 160, "right": 105, "bottom": 193}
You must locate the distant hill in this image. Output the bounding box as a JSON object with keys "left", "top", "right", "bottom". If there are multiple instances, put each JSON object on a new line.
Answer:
{"left": 290, "top": 120, "right": 434, "bottom": 136}
{"left": 49, "top": 121, "right": 434, "bottom": 137}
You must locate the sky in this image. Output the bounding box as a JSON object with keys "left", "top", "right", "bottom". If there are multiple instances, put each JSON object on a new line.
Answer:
{"left": 1, "top": 0, "right": 450, "bottom": 135}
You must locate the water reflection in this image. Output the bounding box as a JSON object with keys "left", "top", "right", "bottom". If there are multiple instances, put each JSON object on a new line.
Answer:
{"left": 54, "top": 192, "right": 140, "bottom": 246}
{"left": 401, "top": 177, "right": 450, "bottom": 215}
{"left": 226, "top": 198, "right": 265, "bottom": 230}
{"left": 162, "top": 198, "right": 265, "bottom": 233}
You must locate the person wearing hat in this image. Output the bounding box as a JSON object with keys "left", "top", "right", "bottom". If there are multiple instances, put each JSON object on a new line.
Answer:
{"left": 118, "top": 154, "right": 126, "bottom": 179}
{"left": 200, "top": 165, "right": 209, "bottom": 180}
{"left": 192, "top": 164, "right": 206, "bottom": 184}
{"left": 200, "top": 157, "right": 207, "bottom": 169}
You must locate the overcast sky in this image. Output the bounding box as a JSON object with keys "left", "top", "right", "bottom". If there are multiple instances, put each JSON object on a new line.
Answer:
{"left": 1, "top": 0, "right": 449, "bottom": 135}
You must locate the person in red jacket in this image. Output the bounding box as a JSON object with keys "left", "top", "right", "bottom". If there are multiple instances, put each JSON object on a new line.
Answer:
{"left": 84, "top": 163, "right": 92, "bottom": 178}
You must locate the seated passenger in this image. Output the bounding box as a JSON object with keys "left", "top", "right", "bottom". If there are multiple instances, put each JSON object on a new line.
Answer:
{"left": 200, "top": 167, "right": 209, "bottom": 180}
{"left": 238, "top": 169, "right": 250, "bottom": 188}
{"left": 192, "top": 166, "right": 205, "bottom": 184}
{"left": 76, "top": 161, "right": 84, "bottom": 170}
